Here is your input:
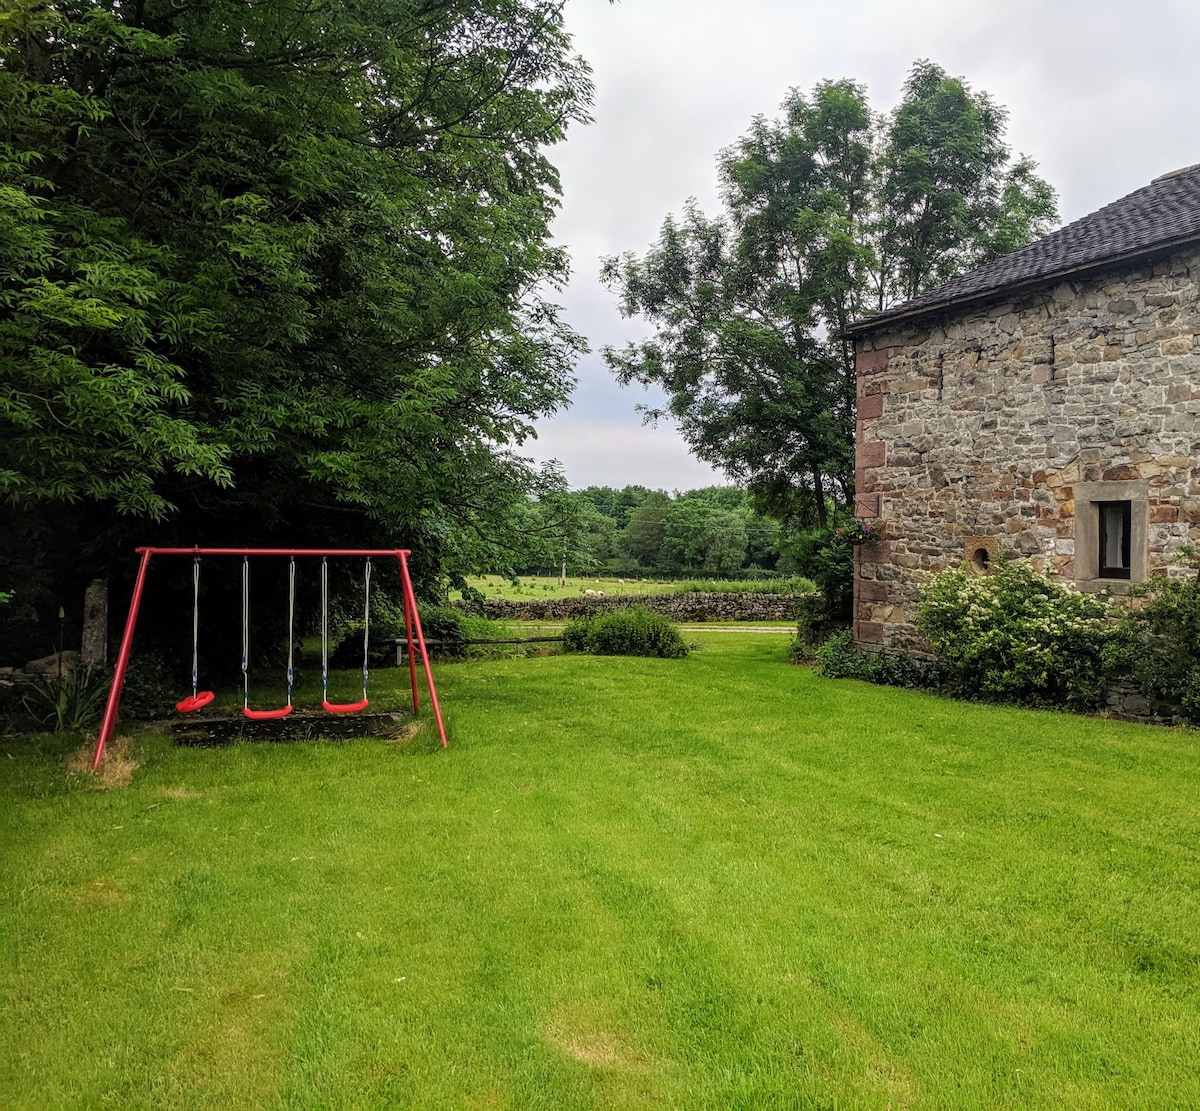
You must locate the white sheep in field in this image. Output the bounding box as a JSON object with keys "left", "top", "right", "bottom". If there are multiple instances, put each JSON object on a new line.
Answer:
{"left": 585, "top": 589, "right": 596, "bottom": 597}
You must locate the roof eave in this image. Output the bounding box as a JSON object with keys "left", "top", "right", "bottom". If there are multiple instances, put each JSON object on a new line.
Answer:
{"left": 843, "top": 231, "right": 1200, "bottom": 340}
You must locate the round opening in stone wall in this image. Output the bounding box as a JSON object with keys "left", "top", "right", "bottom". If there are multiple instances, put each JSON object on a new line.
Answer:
{"left": 972, "top": 548, "right": 991, "bottom": 572}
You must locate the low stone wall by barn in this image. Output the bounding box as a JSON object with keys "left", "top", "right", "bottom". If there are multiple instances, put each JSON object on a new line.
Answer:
{"left": 455, "top": 591, "right": 801, "bottom": 623}
{"left": 1104, "top": 679, "right": 1179, "bottom": 725}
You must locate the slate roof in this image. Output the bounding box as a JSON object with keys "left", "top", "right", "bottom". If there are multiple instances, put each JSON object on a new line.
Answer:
{"left": 846, "top": 163, "right": 1200, "bottom": 337}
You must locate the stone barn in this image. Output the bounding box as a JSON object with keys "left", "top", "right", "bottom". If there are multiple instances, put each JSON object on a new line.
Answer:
{"left": 845, "top": 164, "right": 1200, "bottom": 653}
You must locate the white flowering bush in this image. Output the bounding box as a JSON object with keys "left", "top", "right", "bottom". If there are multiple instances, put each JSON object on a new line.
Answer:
{"left": 917, "top": 558, "right": 1112, "bottom": 709}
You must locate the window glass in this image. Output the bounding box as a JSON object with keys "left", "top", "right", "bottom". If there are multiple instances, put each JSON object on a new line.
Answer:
{"left": 1099, "top": 501, "right": 1132, "bottom": 578}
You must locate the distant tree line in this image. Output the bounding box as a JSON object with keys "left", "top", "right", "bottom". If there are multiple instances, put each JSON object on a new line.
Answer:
{"left": 510, "top": 484, "right": 795, "bottom": 580}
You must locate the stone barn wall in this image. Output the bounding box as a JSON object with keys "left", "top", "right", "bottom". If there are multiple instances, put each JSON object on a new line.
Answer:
{"left": 853, "top": 245, "right": 1200, "bottom": 653}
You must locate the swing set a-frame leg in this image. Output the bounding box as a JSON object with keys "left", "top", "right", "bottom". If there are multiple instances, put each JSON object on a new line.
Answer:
{"left": 92, "top": 548, "right": 153, "bottom": 769}
{"left": 397, "top": 551, "right": 448, "bottom": 749}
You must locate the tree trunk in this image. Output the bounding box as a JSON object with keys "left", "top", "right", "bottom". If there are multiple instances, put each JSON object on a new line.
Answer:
{"left": 81, "top": 578, "right": 108, "bottom": 667}
{"left": 813, "top": 470, "right": 827, "bottom": 529}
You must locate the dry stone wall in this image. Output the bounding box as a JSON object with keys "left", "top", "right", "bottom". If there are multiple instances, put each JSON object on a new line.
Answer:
{"left": 457, "top": 592, "right": 800, "bottom": 623}
{"left": 854, "top": 244, "right": 1200, "bottom": 652}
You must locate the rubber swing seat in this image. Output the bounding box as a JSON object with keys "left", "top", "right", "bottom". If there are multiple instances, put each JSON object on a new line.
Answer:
{"left": 243, "top": 705, "right": 293, "bottom": 720}
{"left": 323, "top": 697, "right": 369, "bottom": 714}
{"left": 176, "top": 691, "right": 215, "bottom": 713}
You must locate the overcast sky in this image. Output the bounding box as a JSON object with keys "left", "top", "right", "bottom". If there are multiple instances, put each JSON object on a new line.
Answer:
{"left": 525, "top": 0, "right": 1200, "bottom": 492}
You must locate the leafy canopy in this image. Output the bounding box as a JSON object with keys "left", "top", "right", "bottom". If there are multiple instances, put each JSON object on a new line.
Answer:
{"left": 0, "top": 0, "right": 592, "bottom": 589}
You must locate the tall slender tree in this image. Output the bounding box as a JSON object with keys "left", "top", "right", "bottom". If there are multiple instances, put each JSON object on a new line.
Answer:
{"left": 602, "top": 62, "right": 1057, "bottom": 527}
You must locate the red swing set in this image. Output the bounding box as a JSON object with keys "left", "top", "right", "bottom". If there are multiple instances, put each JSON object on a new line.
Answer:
{"left": 90, "top": 547, "right": 448, "bottom": 769}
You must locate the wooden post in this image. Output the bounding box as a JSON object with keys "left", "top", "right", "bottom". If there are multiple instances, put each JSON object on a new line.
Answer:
{"left": 81, "top": 579, "right": 108, "bottom": 667}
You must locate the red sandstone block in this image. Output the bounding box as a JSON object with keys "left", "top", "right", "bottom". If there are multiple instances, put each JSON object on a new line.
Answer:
{"left": 855, "top": 492, "right": 881, "bottom": 517}
{"left": 859, "top": 440, "right": 886, "bottom": 468}
{"left": 858, "top": 580, "right": 888, "bottom": 602}
{"left": 857, "top": 621, "right": 885, "bottom": 644}
{"left": 855, "top": 347, "right": 890, "bottom": 374}
{"left": 1150, "top": 505, "right": 1179, "bottom": 524}
{"left": 858, "top": 393, "right": 884, "bottom": 420}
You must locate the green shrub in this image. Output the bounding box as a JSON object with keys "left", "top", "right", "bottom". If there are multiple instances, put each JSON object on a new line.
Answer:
{"left": 120, "top": 652, "right": 178, "bottom": 720}
{"left": 812, "top": 630, "right": 935, "bottom": 689}
{"left": 812, "top": 629, "right": 861, "bottom": 676}
{"left": 20, "top": 666, "right": 110, "bottom": 732}
{"left": 779, "top": 512, "right": 872, "bottom": 621}
{"left": 562, "top": 607, "right": 689, "bottom": 658}
{"left": 1113, "top": 570, "right": 1200, "bottom": 723}
{"left": 414, "top": 604, "right": 469, "bottom": 659}
{"left": 561, "top": 617, "right": 590, "bottom": 653}
{"left": 917, "top": 558, "right": 1112, "bottom": 710}
{"left": 791, "top": 591, "right": 842, "bottom": 660}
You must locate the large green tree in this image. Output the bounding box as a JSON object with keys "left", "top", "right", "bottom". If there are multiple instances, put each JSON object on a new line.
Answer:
{"left": 0, "top": 0, "right": 591, "bottom": 650}
{"left": 601, "top": 61, "right": 1057, "bottom": 527}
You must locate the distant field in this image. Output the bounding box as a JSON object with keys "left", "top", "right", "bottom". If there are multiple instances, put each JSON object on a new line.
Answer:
{"left": 458, "top": 575, "right": 676, "bottom": 600}
{"left": 458, "top": 575, "right": 812, "bottom": 601}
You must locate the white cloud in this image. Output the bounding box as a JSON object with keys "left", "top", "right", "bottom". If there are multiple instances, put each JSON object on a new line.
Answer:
{"left": 527, "top": 416, "right": 727, "bottom": 492}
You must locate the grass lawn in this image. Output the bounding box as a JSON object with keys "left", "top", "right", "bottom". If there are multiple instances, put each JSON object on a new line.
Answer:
{"left": 3, "top": 633, "right": 1200, "bottom": 1108}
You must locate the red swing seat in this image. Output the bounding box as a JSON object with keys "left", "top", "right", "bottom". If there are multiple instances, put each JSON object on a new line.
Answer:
{"left": 320, "top": 557, "right": 371, "bottom": 716}
{"left": 176, "top": 691, "right": 215, "bottom": 713}
{"left": 243, "top": 704, "right": 293, "bottom": 720}
{"left": 322, "top": 696, "right": 369, "bottom": 714}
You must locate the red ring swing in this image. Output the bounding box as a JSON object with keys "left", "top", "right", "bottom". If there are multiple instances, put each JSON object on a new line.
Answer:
{"left": 175, "top": 555, "right": 215, "bottom": 713}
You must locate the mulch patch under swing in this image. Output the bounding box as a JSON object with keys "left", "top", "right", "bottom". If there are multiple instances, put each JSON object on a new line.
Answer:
{"left": 171, "top": 710, "right": 418, "bottom": 746}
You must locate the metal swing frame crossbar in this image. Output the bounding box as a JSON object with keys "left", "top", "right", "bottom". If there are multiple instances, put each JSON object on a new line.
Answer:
{"left": 91, "top": 547, "right": 448, "bottom": 769}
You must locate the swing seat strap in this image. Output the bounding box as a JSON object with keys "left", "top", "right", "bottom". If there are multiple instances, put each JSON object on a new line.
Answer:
{"left": 177, "top": 555, "right": 213, "bottom": 715}
{"left": 241, "top": 556, "right": 294, "bottom": 719}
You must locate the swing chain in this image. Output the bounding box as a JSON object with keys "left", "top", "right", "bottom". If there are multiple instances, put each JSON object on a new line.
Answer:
{"left": 362, "top": 558, "right": 372, "bottom": 698}
{"left": 320, "top": 557, "right": 330, "bottom": 699}
{"left": 286, "top": 557, "right": 295, "bottom": 708}
{"left": 241, "top": 556, "right": 250, "bottom": 710}
{"left": 190, "top": 556, "right": 201, "bottom": 698}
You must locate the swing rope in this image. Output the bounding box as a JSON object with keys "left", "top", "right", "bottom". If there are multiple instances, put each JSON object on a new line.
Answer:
{"left": 361, "top": 558, "right": 372, "bottom": 702}
{"left": 242, "top": 556, "right": 294, "bottom": 720}
{"left": 175, "top": 556, "right": 214, "bottom": 713}
{"left": 320, "top": 556, "right": 370, "bottom": 714}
